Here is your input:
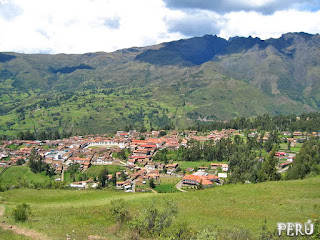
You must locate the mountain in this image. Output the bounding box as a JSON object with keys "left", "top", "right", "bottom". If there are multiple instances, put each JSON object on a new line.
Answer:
{"left": 0, "top": 32, "right": 319, "bottom": 136}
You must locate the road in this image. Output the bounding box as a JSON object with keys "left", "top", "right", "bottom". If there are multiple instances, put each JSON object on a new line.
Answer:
{"left": 278, "top": 166, "right": 289, "bottom": 174}
{"left": 175, "top": 181, "right": 187, "bottom": 192}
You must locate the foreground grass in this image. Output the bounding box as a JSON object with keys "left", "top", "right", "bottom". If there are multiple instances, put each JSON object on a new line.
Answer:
{"left": 0, "top": 228, "right": 31, "bottom": 240}
{"left": 0, "top": 177, "right": 319, "bottom": 239}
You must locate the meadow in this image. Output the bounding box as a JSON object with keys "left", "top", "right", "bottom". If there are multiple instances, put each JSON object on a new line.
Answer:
{"left": 154, "top": 175, "right": 180, "bottom": 193}
{"left": 0, "top": 176, "right": 319, "bottom": 239}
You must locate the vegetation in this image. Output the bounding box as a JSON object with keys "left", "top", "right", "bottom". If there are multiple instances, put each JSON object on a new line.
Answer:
{"left": 1, "top": 33, "right": 320, "bottom": 137}
{"left": 28, "top": 148, "right": 55, "bottom": 177}
{"left": 109, "top": 199, "right": 130, "bottom": 224}
{"left": 0, "top": 166, "right": 54, "bottom": 189}
{"left": 0, "top": 228, "right": 31, "bottom": 240}
{"left": 12, "top": 203, "right": 31, "bottom": 222}
{"left": 0, "top": 177, "right": 318, "bottom": 239}
{"left": 286, "top": 137, "right": 320, "bottom": 180}
{"left": 98, "top": 167, "right": 108, "bottom": 188}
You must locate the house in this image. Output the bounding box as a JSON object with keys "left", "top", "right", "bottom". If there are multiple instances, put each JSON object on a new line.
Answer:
{"left": 218, "top": 173, "right": 227, "bottom": 178}
{"left": 280, "top": 161, "right": 292, "bottom": 168}
{"left": 186, "top": 167, "right": 194, "bottom": 173}
{"left": 182, "top": 174, "right": 218, "bottom": 187}
{"left": 116, "top": 180, "right": 132, "bottom": 190}
{"left": 293, "top": 131, "right": 303, "bottom": 136}
{"left": 166, "top": 163, "right": 179, "bottom": 174}
{"left": 166, "top": 163, "right": 178, "bottom": 169}
{"left": 198, "top": 167, "right": 208, "bottom": 171}
{"left": 211, "top": 163, "right": 229, "bottom": 172}
{"left": 275, "top": 152, "right": 286, "bottom": 157}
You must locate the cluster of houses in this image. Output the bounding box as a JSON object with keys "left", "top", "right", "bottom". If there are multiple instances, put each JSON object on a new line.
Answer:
{"left": 1, "top": 129, "right": 316, "bottom": 191}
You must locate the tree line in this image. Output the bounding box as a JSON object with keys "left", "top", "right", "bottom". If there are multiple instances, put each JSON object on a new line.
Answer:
{"left": 191, "top": 112, "right": 320, "bottom": 132}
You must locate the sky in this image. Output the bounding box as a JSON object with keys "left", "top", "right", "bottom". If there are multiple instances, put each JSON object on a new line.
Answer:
{"left": 0, "top": 0, "right": 320, "bottom": 54}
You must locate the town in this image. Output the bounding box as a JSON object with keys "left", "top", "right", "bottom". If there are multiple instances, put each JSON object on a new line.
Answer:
{"left": 1, "top": 128, "right": 317, "bottom": 193}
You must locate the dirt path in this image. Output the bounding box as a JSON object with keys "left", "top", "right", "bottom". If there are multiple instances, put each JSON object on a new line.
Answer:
{"left": 0, "top": 205, "right": 51, "bottom": 240}
{"left": 175, "top": 181, "right": 187, "bottom": 192}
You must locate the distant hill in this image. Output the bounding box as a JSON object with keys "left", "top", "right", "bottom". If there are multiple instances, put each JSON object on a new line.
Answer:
{"left": 0, "top": 32, "right": 319, "bottom": 136}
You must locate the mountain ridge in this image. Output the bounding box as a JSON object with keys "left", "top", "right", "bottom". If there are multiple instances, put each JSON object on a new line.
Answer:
{"left": 0, "top": 32, "right": 319, "bottom": 136}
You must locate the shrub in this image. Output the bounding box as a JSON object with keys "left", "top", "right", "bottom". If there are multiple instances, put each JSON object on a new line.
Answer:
{"left": 12, "top": 203, "right": 31, "bottom": 222}
{"left": 130, "top": 199, "right": 178, "bottom": 237}
{"left": 109, "top": 199, "right": 130, "bottom": 224}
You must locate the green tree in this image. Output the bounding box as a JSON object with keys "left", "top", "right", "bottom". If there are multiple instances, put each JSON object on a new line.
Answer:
{"left": 286, "top": 138, "right": 320, "bottom": 180}
{"left": 149, "top": 178, "right": 155, "bottom": 189}
{"left": 112, "top": 172, "right": 117, "bottom": 186}
{"left": 159, "top": 131, "right": 167, "bottom": 137}
{"left": 99, "top": 167, "right": 108, "bottom": 188}
{"left": 197, "top": 180, "right": 203, "bottom": 190}
{"left": 260, "top": 147, "right": 280, "bottom": 181}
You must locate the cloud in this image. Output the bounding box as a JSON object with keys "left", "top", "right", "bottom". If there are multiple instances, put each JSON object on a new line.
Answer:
{"left": 0, "top": 0, "right": 183, "bottom": 54}
{"left": 103, "top": 17, "right": 120, "bottom": 29}
{"left": 0, "top": 0, "right": 319, "bottom": 54}
{"left": 219, "top": 9, "right": 320, "bottom": 40}
{"left": 0, "top": 0, "right": 23, "bottom": 20}
{"left": 163, "top": 0, "right": 320, "bottom": 15}
{"left": 166, "top": 10, "right": 222, "bottom": 37}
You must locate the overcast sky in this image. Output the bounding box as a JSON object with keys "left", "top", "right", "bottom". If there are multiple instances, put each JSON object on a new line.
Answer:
{"left": 1, "top": 0, "right": 320, "bottom": 54}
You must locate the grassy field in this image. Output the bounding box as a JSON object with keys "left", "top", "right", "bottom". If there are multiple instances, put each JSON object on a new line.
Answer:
{"left": 0, "top": 166, "right": 52, "bottom": 187}
{"left": 0, "top": 177, "right": 319, "bottom": 239}
{"left": 155, "top": 175, "right": 180, "bottom": 193}
{"left": 86, "top": 165, "right": 125, "bottom": 176}
{"left": 0, "top": 228, "right": 31, "bottom": 240}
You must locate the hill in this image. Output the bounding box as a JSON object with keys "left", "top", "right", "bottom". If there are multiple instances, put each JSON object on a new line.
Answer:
{"left": 0, "top": 32, "right": 320, "bottom": 136}
{"left": 0, "top": 177, "right": 319, "bottom": 239}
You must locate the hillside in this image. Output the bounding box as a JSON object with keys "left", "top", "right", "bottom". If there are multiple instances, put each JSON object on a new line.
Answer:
{"left": 0, "top": 177, "right": 319, "bottom": 239}
{"left": 0, "top": 32, "right": 319, "bottom": 136}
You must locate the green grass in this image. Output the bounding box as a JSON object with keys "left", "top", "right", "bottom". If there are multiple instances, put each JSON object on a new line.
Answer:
{"left": 0, "top": 228, "right": 31, "bottom": 240}
{"left": 0, "top": 166, "right": 52, "bottom": 187}
{"left": 155, "top": 176, "right": 180, "bottom": 193}
{"left": 0, "top": 177, "right": 318, "bottom": 239}
{"left": 63, "top": 165, "right": 126, "bottom": 183}
{"left": 86, "top": 165, "right": 125, "bottom": 176}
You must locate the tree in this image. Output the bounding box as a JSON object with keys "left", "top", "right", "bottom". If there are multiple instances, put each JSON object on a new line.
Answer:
{"left": 286, "top": 138, "right": 320, "bottom": 180}
{"left": 99, "top": 167, "right": 108, "bottom": 188}
{"left": 149, "top": 178, "right": 155, "bottom": 189}
{"left": 120, "top": 171, "right": 127, "bottom": 181}
{"left": 12, "top": 203, "right": 31, "bottom": 222}
{"left": 112, "top": 172, "right": 117, "bottom": 186}
{"left": 159, "top": 131, "right": 167, "bottom": 137}
{"left": 16, "top": 158, "right": 25, "bottom": 165}
{"left": 28, "top": 149, "right": 51, "bottom": 175}
{"left": 117, "top": 149, "right": 126, "bottom": 160}
{"left": 260, "top": 147, "right": 280, "bottom": 181}
{"left": 197, "top": 180, "right": 203, "bottom": 190}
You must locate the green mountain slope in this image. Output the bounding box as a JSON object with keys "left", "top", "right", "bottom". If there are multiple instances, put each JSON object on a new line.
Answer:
{"left": 0, "top": 32, "right": 319, "bottom": 136}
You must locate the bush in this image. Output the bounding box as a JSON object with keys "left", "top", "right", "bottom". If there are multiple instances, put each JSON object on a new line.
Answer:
{"left": 130, "top": 199, "right": 178, "bottom": 237}
{"left": 193, "top": 228, "right": 218, "bottom": 240}
{"left": 12, "top": 203, "right": 31, "bottom": 222}
{"left": 109, "top": 199, "right": 130, "bottom": 224}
